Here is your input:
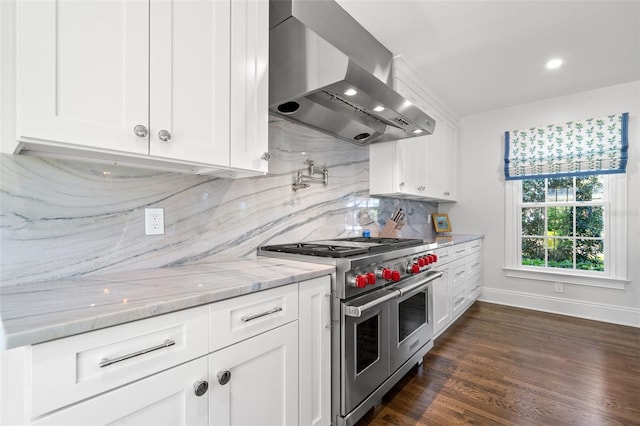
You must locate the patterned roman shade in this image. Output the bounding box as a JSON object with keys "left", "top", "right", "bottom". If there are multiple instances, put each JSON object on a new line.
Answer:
{"left": 504, "top": 113, "right": 629, "bottom": 180}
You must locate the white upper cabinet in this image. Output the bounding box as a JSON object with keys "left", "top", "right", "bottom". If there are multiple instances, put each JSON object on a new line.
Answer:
{"left": 229, "top": 0, "right": 269, "bottom": 174}
{"left": 14, "top": 0, "right": 268, "bottom": 177}
{"left": 16, "top": 0, "right": 150, "bottom": 155}
{"left": 369, "top": 56, "right": 458, "bottom": 202}
{"left": 149, "top": 0, "right": 231, "bottom": 166}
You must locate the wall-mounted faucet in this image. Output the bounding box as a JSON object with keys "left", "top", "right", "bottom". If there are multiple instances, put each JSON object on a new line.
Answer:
{"left": 292, "top": 160, "right": 329, "bottom": 191}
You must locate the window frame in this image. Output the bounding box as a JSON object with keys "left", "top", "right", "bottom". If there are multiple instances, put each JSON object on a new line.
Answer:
{"left": 504, "top": 173, "right": 629, "bottom": 289}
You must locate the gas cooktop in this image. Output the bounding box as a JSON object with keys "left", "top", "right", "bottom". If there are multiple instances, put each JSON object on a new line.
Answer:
{"left": 259, "top": 237, "right": 425, "bottom": 258}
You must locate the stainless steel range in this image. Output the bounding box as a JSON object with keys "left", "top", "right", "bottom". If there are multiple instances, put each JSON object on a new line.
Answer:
{"left": 259, "top": 237, "right": 442, "bottom": 426}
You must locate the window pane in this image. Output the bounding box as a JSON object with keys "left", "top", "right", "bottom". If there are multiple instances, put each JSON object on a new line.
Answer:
{"left": 576, "top": 239, "right": 604, "bottom": 271}
{"left": 576, "top": 206, "right": 604, "bottom": 237}
{"left": 522, "top": 179, "right": 545, "bottom": 203}
{"left": 548, "top": 238, "right": 573, "bottom": 269}
{"left": 522, "top": 237, "right": 545, "bottom": 266}
{"left": 522, "top": 207, "right": 545, "bottom": 236}
{"left": 547, "top": 177, "right": 574, "bottom": 202}
{"left": 576, "top": 175, "right": 604, "bottom": 201}
{"left": 548, "top": 207, "right": 573, "bottom": 236}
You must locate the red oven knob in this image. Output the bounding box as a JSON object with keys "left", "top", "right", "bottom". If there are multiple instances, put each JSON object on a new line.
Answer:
{"left": 432, "top": 254, "right": 438, "bottom": 263}
{"left": 353, "top": 275, "right": 368, "bottom": 288}
{"left": 380, "top": 268, "right": 393, "bottom": 280}
{"left": 391, "top": 270, "right": 401, "bottom": 282}
{"left": 411, "top": 263, "right": 421, "bottom": 274}
{"left": 417, "top": 257, "right": 426, "bottom": 267}
{"left": 366, "top": 272, "right": 376, "bottom": 285}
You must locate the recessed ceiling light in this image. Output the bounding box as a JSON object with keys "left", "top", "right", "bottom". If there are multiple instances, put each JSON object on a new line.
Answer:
{"left": 413, "top": 129, "right": 424, "bottom": 134}
{"left": 343, "top": 88, "right": 357, "bottom": 96}
{"left": 373, "top": 105, "right": 385, "bottom": 112}
{"left": 546, "top": 58, "right": 563, "bottom": 70}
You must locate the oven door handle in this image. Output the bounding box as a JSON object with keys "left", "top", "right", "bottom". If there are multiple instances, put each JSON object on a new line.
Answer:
{"left": 343, "top": 291, "right": 398, "bottom": 317}
{"left": 395, "top": 270, "right": 443, "bottom": 297}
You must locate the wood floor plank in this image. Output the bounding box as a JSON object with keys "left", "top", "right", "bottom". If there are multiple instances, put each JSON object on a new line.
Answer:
{"left": 356, "top": 301, "right": 640, "bottom": 426}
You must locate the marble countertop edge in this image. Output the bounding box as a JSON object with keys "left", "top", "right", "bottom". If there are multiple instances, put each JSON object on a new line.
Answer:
{"left": 1, "top": 259, "right": 335, "bottom": 350}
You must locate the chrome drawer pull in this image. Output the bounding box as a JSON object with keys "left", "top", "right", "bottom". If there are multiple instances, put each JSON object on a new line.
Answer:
{"left": 241, "top": 306, "right": 283, "bottom": 322}
{"left": 99, "top": 339, "right": 175, "bottom": 368}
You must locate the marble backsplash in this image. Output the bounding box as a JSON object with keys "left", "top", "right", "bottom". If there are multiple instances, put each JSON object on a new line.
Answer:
{"left": 0, "top": 118, "right": 437, "bottom": 286}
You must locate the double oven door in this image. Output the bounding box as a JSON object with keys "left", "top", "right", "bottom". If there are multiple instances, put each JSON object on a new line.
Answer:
{"left": 341, "top": 271, "right": 440, "bottom": 415}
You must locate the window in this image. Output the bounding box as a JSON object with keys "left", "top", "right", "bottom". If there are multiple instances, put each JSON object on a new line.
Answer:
{"left": 504, "top": 174, "right": 628, "bottom": 288}
{"left": 503, "top": 113, "right": 629, "bottom": 288}
{"left": 521, "top": 176, "right": 605, "bottom": 271}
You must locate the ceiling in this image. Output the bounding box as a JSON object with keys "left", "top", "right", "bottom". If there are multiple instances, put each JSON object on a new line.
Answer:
{"left": 335, "top": 0, "right": 640, "bottom": 119}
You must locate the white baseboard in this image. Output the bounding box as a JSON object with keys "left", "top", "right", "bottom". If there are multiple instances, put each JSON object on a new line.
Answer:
{"left": 479, "top": 287, "right": 640, "bottom": 328}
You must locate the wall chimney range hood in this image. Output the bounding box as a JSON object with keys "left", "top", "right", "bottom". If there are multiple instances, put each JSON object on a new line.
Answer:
{"left": 269, "top": 0, "right": 436, "bottom": 145}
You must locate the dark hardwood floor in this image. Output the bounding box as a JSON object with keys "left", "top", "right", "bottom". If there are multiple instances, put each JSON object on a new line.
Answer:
{"left": 356, "top": 301, "right": 640, "bottom": 426}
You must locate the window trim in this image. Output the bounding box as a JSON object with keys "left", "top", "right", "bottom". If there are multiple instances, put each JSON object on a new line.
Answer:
{"left": 504, "top": 174, "right": 628, "bottom": 289}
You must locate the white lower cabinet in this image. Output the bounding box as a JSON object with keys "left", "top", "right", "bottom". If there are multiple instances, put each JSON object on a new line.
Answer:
{"left": 1, "top": 275, "right": 332, "bottom": 426}
{"left": 432, "top": 266, "right": 451, "bottom": 336}
{"left": 434, "top": 240, "right": 483, "bottom": 337}
{"left": 32, "top": 356, "right": 208, "bottom": 426}
{"left": 298, "top": 277, "right": 331, "bottom": 426}
{"left": 209, "top": 321, "right": 299, "bottom": 426}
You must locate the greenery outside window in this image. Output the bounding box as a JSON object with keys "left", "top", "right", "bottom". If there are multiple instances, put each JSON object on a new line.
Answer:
{"left": 520, "top": 176, "right": 605, "bottom": 271}
{"left": 504, "top": 174, "right": 628, "bottom": 289}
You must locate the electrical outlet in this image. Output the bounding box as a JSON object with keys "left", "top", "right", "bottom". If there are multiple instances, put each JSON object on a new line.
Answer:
{"left": 554, "top": 282, "right": 564, "bottom": 293}
{"left": 145, "top": 208, "right": 164, "bottom": 235}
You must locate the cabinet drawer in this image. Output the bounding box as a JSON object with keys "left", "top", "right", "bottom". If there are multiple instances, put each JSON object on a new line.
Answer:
{"left": 451, "top": 244, "right": 469, "bottom": 261}
{"left": 466, "top": 239, "right": 482, "bottom": 254}
{"left": 210, "top": 284, "right": 298, "bottom": 352}
{"left": 450, "top": 258, "right": 468, "bottom": 290}
{"left": 451, "top": 285, "right": 467, "bottom": 318}
{"left": 466, "top": 252, "right": 482, "bottom": 278}
{"left": 31, "top": 306, "right": 209, "bottom": 417}
{"left": 467, "top": 276, "right": 482, "bottom": 303}
{"left": 435, "top": 246, "right": 453, "bottom": 265}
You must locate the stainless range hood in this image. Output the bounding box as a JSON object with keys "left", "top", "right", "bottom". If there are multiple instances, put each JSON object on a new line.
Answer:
{"left": 269, "top": 0, "right": 436, "bottom": 145}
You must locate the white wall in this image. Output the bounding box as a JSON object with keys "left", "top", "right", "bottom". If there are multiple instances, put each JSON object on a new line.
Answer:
{"left": 446, "top": 81, "right": 640, "bottom": 326}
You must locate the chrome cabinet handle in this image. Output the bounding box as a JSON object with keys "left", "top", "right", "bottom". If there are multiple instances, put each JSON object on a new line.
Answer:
{"left": 194, "top": 381, "right": 209, "bottom": 397}
{"left": 261, "top": 152, "right": 271, "bottom": 161}
{"left": 99, "top": 339, "right": 175, "bottom": 368}
{"left": 217, "top": 370, "right": 231, "bottom": 385}
{"left": 158, "top": 129, "right": 171, "bottom": 142}
{"left": 240, "top": 306, "right": 283, "bottom": 322}
{"left": 133, "top": 124, "right": 148, "bottom": 138}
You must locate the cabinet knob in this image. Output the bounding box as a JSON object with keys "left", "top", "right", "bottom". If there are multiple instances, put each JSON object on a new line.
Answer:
{"left": 133, "top": 125, "right": 148, "bottom": 138}
{"left": 261, "top": 152, "right": 271, "bottom": 161}
{"left": 193, "top": 380, "right": 209, "bottom": 397}
{"left": 158, "top": 129, "right": 172, "bottom": 142}
{"left": 217, "top": 370, "right": 231, "bottom": 385}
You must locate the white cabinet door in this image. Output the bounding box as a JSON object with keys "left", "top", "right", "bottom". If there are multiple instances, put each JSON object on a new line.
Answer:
{"left": 427, "top": 118, "right": 457, "bottom": 201}
{"left": 432, "top": 267, "right": 451, "bottom": 337}
{"left": 210, "top": 321, "right": 299, "bottom": 426}
{"left": 31, "top": 356, "right": 208, "bottom": 426}
{"left": 299, "top": 276, "right": 331, "bottom": 426}
{"left": 149, "top": 0, "right": 231, "bottom": 166}
{"left": 229, "top": 0, "right": 269, "bottom": 173}
{"left": 17, "top": 0, "right": 149, "bottom": 155}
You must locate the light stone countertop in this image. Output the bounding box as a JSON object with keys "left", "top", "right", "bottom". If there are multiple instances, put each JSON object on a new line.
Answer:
{"left": 0, "top": 257, "right": 335, "bottom": 350}
{"left": 432, "top": 234, "right": 484, "bottom": 247}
